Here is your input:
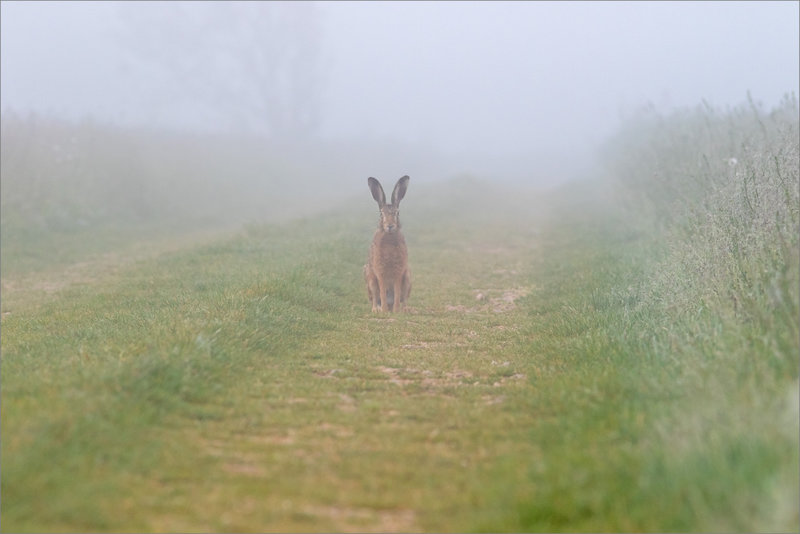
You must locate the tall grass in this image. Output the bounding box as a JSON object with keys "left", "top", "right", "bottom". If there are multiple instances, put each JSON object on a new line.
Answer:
{"left": 0, "top": 114, "right": 288, "bottom": 275}
{"left": 554, "top": 94, "right": 800, "bottom": 530}
{"left": 604, "top": 93, "right": 799, "bottom": 376}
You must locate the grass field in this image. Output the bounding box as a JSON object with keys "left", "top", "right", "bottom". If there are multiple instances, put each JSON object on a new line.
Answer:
{"left": 2, "top": 100, "right": 798, "bottom": 532}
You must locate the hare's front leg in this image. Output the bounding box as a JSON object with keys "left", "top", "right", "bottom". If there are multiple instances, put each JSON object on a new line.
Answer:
{"left": 367, "top": 282, "right": 376, "bottom": 311}
{"left": 392, "top": 279, "right": 405, "bottom": 312}
{"left": 365, "top": 265, "right": 380, "bottom": 312}
{"left": 379, "top": 280, "right": 390, "bottom": 312}
{"left": 368, "top": 278, "right": 380, "bottom": 312}
{"left": 401, "top": 270, "right": 411, "bottom": 306}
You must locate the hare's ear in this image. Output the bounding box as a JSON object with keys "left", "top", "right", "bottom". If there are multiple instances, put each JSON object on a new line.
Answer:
{"left": 368, "top": 177, "right": 386, "bottom": 205}
{"left": 392, "top": 175, "right": 410, "bottom": 205}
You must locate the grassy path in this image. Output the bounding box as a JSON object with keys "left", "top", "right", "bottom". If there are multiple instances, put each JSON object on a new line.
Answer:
{"left": 2, "top": 181, "right": 796, "bottom": 532}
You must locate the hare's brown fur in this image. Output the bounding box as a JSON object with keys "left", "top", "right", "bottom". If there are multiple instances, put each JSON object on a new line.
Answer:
{"left": 364, "top": 176, "right": 411, "bottom": 312}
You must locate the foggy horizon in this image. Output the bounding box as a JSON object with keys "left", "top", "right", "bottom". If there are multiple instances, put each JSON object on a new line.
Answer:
{"left": 1, "top": 0, "right": 798, "bottom": 185}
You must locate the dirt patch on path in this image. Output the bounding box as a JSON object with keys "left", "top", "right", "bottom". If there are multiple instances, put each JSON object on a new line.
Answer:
{"left": 377, "top": 365, "right": 526, "bottom": 393}
{"left": 445, "top": 286, "right": 532, "bottom": 314}
{"left": 299, "top": 504, "right": 418, "bottom": 533}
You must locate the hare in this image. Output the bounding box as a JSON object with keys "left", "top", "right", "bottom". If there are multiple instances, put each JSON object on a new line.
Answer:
{"left": 364, "top": 175, "right": 411, "bottom": 312}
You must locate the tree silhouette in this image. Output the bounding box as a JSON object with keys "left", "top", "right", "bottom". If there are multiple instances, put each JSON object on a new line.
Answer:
{"left": 117, "top": 2, "right": 323, "bottom": 139}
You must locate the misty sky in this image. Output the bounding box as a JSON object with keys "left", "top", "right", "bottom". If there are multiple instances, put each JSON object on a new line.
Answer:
{"left": 1, "top": 1, "right": 798, "bottom": 182}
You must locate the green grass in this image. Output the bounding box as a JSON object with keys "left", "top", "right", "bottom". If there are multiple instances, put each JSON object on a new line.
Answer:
{"left": 2, "top": 101, "right": 798, "bottom": 532}
{"left": 2, "top": 178, "right": 797, "bottom": 532}
{"left": 503, "top": 188, "right": 798, "bottom": 532}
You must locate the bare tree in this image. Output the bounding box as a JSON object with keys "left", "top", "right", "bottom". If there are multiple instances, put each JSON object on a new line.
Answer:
{"left": 117, "top": 2, "right": 323, "bottom": 139}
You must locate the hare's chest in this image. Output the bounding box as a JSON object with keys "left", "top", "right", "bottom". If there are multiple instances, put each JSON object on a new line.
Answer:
{"left": 372, "top": 233, "right": 407, "bottom": 275}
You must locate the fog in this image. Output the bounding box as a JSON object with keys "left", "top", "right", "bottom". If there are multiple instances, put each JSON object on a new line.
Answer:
{"left": 1, "top": 1, "right": 798, "bottom": 187}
